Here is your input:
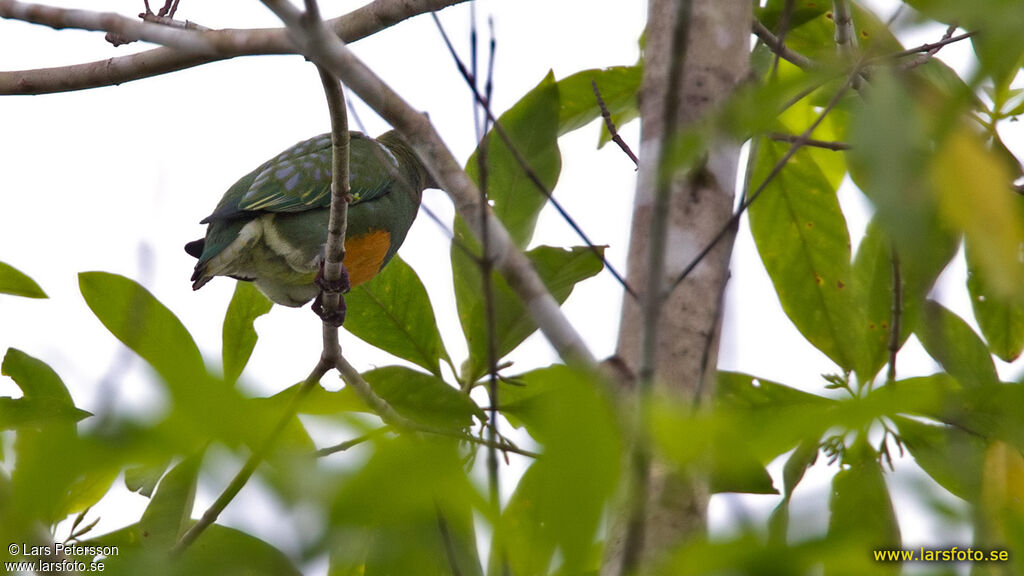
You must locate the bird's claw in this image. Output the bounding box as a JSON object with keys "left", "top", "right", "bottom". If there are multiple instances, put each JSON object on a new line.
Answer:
{"left": 315, "top": 262, "right": 351, "bottom": 294}
{"left": 312, "top": 292, "right": 347, "bottom": 327}
{"left": 312, "top": 262, "right": 351, "bottom": 327}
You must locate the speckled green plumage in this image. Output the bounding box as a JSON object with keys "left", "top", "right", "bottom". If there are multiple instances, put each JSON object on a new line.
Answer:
{"left": 186, "top": 130, "right": 433, "bottom": 306}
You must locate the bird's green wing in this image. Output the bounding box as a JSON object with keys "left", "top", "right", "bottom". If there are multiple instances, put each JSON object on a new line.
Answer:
{"left": 201, "top": 132, "right": 399, "bottom": 223}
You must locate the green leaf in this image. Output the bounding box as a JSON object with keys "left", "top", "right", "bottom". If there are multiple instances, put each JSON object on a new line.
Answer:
{"left": 0, "top": 261, "right": 46, "bottom": 298}
{"left": 556, "top": 65, "right": 641, "bottom": 135}
{"left": 967, "top": 242, "right": 1024, "bottom": 362}
{"left": 333, "top": 366, "right": 483, "bottom": 431}
{"left": 139, "top": 453, "right": 202, "bottom": 548}
{"left": 79, "top": 272, "right": 206, "bottom": 388}
{"left": 79, "top": 272, "right": 255, "bottom": 447}
{"left": 847, "top": 71, "right": 960, "bottom": 296}
{"left": 344, "top": 256, "right": 450, "bottom": 377}
{"left": 715, "top": 372, "right": 835, "bottom": 464}
{"left": 222, "top": 282, "right": 272, "bottom": 385}
{"left": 826, "top": 440, "right": 900, "bottom": 574}
{"left": 895, "top": 415, "right": 985, "bottom": 502}
{"left": 852, "top": 218, "right": 959, "bottom": 383}
{"left": 466, "top": 71, "right": 561, "bottom": 247}
{"left": 932, "top": 127, "right": 1024, "bottom": 297}
{"left": 491, "top": 366, "right": 620, "bottom": 575}
{"left": 330, "top": 436, "right": 483, "bottom": 576}
{"left": 89, "top": 523, "right": 301, "bottom": 576}
{"left": 916, "top": 300, "right": 1000, "bottom": 388}
{"left": 454, "top": 241, "right": 604, "bottom": 383}
{"left": 748, "top": 139, "right": 864, "bottom": 373}
{"left": 769, "top": 438, "right": 820, "bottom": 543}
{"left": 0, "top": 349, "right": 91, "bottom": 428}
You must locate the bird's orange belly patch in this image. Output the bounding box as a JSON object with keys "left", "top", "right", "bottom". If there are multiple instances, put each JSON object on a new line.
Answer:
{"left": 344, "top": 229, "right": 392, "bottom": 286}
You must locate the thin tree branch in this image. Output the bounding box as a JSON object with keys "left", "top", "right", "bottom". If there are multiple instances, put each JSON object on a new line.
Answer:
{"left": 768, "top": 132, "right": 850, "bottom": 150}
{"left": 898, "top": 24, "right": 961, "bottom": 71}
{"left": 752, "top": 18, "right": 813, "bottom": 70}
{"left": 886, "top": 248, "right": 902, "bottom": 385}
{"left": 431, "top": 13, "right": 638, "bottom": 300}
{"left": 315, "top": 63, "right": 351, "bottom": 324}
{"left": 471, "top": 9, "right": 503, "bottom": 514}
{"left": 0, "top": 0, "right": 469, "bottom": 95}
{"left": 171, "top": 359, "right": 332, "bottom": 556}
{"left": 832, "top": 0, "right": 856, "bottom": 58}
{"left": 315, "top": 427, "right": 388, "bottom": 457}
{"left": 262, "top": 0, "right": 597, "bottom": 368}
{"left": 592, "top": 80, "right": 639, "bottom": 167}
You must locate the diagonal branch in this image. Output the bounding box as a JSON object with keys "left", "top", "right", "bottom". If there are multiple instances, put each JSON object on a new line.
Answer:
{"left": 0, "top": 0, "right": 469, "bottom": 95}
{"left": 261, "top": 0, "right": 597, "bottom": 368}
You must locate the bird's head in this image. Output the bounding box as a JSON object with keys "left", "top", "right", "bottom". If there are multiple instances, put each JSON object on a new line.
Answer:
{"left": 377, "top": 130, "right": 440, "bottom": 192}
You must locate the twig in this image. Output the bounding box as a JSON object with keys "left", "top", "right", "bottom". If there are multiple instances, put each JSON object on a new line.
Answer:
{"left": 431, "top": 13, "right": 638, "bottom": 300}
{"left": 771, "top": 0, "right": 795, "bottom": 78}
{"left": 832, "top": 0, "right": 856, "bottom": 58}
{"left": 260, "top": 0, "right": 597, "bottom": 368}
{"left": 315, "top": 64, "right": 351, "bottom": 324}
{"left": 470, "top": 9, "right": 503, "bottom": 515}
{"left": 171, "top": 359, "right": 332, "bottom": 555}
{"left": 768, "top": 132, "right": 850, "bottom": 150}
{"left": 0, "top": 0, "right": 470, "bottom": 95}
{"left": 898, "top": 24, "right": 961, "bottom": 71}
{"left": 592, "top": 80, "right": 639, "bottom": 167}
{"left": 315, "top": 427, "right": 388, "bottom": 457}
{"left": 751, "top": 18, "right": 814, "bottom": 70}
{"left": 886, "top": 248, "right": 902, "bottom": 385}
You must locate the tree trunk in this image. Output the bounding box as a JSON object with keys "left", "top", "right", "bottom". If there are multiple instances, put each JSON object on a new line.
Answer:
{"left": 603, "top": 0, "right": 750, "bottom": 572}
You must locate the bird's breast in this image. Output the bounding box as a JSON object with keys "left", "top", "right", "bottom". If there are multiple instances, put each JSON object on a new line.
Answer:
{"left": 344, "top": 229, "right": 392, "bottom": 286}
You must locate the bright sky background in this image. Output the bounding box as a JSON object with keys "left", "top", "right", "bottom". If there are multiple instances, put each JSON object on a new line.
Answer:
{"left": 0, "top": 1, "right": 1018, "bottom": 574}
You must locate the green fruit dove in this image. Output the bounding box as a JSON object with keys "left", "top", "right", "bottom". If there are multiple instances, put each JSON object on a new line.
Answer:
{"left": 185, "top": 130, "right": 434, "bottom": 324}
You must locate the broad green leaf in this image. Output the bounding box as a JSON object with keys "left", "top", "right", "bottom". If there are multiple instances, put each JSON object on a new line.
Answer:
{"left": 0, "top": 397, "right": 90, "bottom": 428}
{"left": 980, "top": 440, "right": 1024, "bottom": 564}
{"left": 330, "top": 436, "right": 483, "bottom": 576}
{"left": 88, "top": 523, "right": 301, "bottom": 576}
{"left": 0, "top": 261, "right": 46, "bottom": 298}
{"left": 465, "top": 71, "right": 561, "bottom": 247}
{"left": 79, "top": 272, "right": 206, "bottom": 387}
{"left": 344, "top": 256, "right": 450, "bottom": 377}
{"left": 79, "top": 272, "right": 257, "bottom": 447}
{"left": 916, "top": 300, "right": 1000, "bottom": 388}
{"left": 748, "top": 139, "right": 864, "bottom": 373}
{"left": 895, "top": 416, "right": 985, "bottom": 502}
{"left": 769, "top": 439, "right": 820, "bottom": 543}
{"left": 827, "top": 440, "right": 900, "bottom": 567}
{"left": 847, "top": 71, "right": 960, "bottom": 294}
{"left": 0, "top": 349, "right": 91, "bottom": 427}
{"left": 555, "top": 65, "right": 641, "bottom": 135}
{"left": 491, "top": 366, "right": 620, "bottom": 575}
{"left": 852, "top": 218, "right": 959, "bottom": 383}
{"left": 710, "top": 430, "right": 779, "bottom": 495}
{"left": 222, "top": 282, "right": 272, "bottom": 385}
{"left": 932, "top": 127, "right": 1024, "bottom": 297}
{"left": 489, "top": 463, "right": 558, "bottom": 576}
{"left": 332, "top": 366, "right": 483, "bottom": 431}
{"left": 125, "top": 460, "right": 171, "bottom": 498}
{"left": 454, "top": 241, "right": 605, "bottom": 384}
{"left": 139, "top": 453, "right": 202, "bottom": 548}
{"left": 967, "top": 242, "right": 1024, "bottom": 362}
{"left": 716, "top": 372, "right": 835, "bottom": 463}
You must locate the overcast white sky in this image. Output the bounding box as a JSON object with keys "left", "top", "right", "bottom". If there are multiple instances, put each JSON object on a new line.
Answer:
{"left": 0, "top": 1, "right": 1018, "bottom": 573}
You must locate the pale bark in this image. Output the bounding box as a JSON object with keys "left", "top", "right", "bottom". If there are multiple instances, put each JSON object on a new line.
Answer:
{"left": 603, "top": 0, "right": 750, "bottom": 572}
